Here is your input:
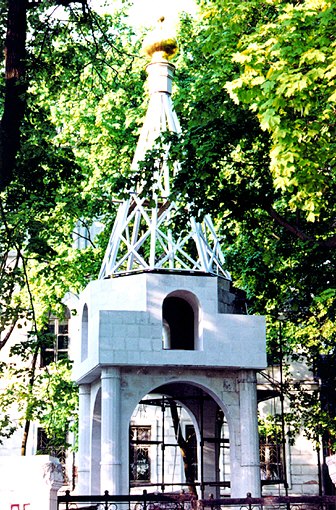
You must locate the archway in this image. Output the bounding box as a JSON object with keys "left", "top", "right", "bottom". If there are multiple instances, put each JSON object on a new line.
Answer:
{"left": 91, "top": 388, "right": 101, "bottom": 495}
{"left": 128, "top": 381, "right": 231, "bottom": 499}
{"left": 81, "top": 304, "right": 89, "bottom": 361}
{"left": 162, "top": 296, "right": 194, "bottom": 350}
{"left": 162, "top": 290, "right": 201, "bottom": 351}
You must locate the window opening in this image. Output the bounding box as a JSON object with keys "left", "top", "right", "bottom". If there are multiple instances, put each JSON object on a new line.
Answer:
{"left": 130, "top": 425, "right": 151, "bottom": 484}
{"left": 41, "top": 315, "right": 69, "bottom": 367}
{"left": 36, "top": 427, "right": 68, "bottom": 482}
{"left": 218, "top": 414, "right": 230, "bottom": 496}
{"left": 259, "top": 413, "right": 284, "bottom": 483}
{"left": 260, "top": 439, "right": 283, "bottom": 482}
{"left": 162, "top": 296, "right": 194, "bottom": 350}
{"left": 81, "top": 304, "right": 88, "bottom": 361}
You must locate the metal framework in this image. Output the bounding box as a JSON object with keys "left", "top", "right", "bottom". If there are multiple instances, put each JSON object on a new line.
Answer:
{"left": 99, "top": 197, "right": 230, "bottom": 278}
{"left": 99, "top": 50, "right": 230, "bottom": 280}
{"left": 129, "top": 393, "right": 230, "bottom": 498}
{"left": 58, "top": 491, "right": 336, "bottom": 510}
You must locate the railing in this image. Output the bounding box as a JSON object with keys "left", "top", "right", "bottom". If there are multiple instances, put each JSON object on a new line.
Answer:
{"left": 58, "top": 491, "right": 336, "bottom": 510}
{"left": 199, "top": 495, "right": 336, "bottom": 510}
{"left": 58, "top": 489, "right": 194, "bottom": 510}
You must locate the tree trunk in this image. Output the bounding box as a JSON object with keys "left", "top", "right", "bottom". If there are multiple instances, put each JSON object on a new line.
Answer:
{"left": 0, "top": 0, "right": 27, "bottom": 190}
{"left": 21, "top": 339, "right": 40, "bottom": 455}
{"left": 169, "top": 399, "right": 198, "bottom": 497}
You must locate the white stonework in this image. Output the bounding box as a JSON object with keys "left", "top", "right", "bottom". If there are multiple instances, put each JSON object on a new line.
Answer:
{"left": 326, "top": 454, "right": 336, "bottom": 486}
{"left": 0, "top": 455, "right": 63, "bottom": 510}
{"left": 0, "top": 18, "right": 324, "bottom": 506}
{"left": 73, "top": 272, "right": 266, "bottom": 497}
{"left": 72, "top": 273, "right": 266, "bottom": 384}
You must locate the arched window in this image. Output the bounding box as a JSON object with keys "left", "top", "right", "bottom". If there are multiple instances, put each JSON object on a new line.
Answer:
{"left": 162, "top": 295, "right": 195, "bottom": 350}
{"left": 81, "top": 304, "right": 88, "bottom": 361}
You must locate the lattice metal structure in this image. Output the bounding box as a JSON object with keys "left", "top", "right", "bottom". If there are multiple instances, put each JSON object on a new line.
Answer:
{"left": 99, "top": 21, "right": 230, "bottom": 280}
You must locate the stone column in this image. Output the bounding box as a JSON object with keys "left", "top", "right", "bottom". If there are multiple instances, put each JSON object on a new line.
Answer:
{"left": 235, "top": 370, "right": 261, "bottom": 497}
{"left": 77, "top": 384, "right": 91, "bottom": 494}
{"left": 200, "top": 399, "right": 221, "bottom": 499}
{"left": 42, "top": 457, "right": 64, "bottom": 510}
{"left": 100, "top": 367, "right": 121, "bottom": 494}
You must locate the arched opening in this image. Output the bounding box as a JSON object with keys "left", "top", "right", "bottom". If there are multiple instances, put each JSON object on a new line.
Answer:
{"left": 91, "top": 388, "right": 101, "bottom": 494}
{"left": 128, "top": 382, "right": 230, "bottom": 498}
{"left": 162, "top": 294, "right": 197, "bottom": 350}
{"left": 81, "top": 304, "right": 88, "bottom": 361}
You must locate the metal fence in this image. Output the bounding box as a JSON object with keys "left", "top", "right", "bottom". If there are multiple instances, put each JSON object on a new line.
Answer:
{"left": 198, "top": 495, "right": 336, "bottom": 510}
{"left": 57, "top": 490, "right": 194, "bottom": 510}
{"left": 57, "top": 491, "right": 336, "bottom": 510}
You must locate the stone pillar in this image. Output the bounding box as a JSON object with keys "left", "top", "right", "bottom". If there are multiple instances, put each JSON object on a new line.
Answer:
{"left": 201, "top": 399, "right": 221, "bottom": 499}
{"left": 100, "top": 367, "right": 121, "bottom": 494}
{"left": 42, "top": 457, "right": 64, "bottom": 510}
{"left": 77, "top": 384, "right": 91, "bottom": 494}
{"left": 235, "top": 370, "right": 261, "bottom": 497}
{"left": 0, "top": 455, "right": 63, "bottom": 510}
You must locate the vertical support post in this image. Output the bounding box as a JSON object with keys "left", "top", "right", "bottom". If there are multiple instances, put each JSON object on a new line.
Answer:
{"left": 77, "top": 384, "right": 91, "bottom": 494}
{"left": 65, "top": 489, "right": 70, "bottom": 510}
{"left": 200, "top": 394, "right": 205, "bottom": 499}
{"left": 104, "top": 490, "right": 109, "bottom": 510}
{"left": 279, "top": 318, "right": 289, "bottom": 504}
{"left": 236, "top": 370, "right": 261, "bottom": 498}
{"left": 100, "top": 367, "right": 121, "bottom": 494}
{"left": 161, "top": 397, "right": 165, "bottom": 492}
{"left": 149, "top": 205, "right": 158, "bottom": 268}
{"left": 143, "top": 489, "right": 147, "bottom": 510}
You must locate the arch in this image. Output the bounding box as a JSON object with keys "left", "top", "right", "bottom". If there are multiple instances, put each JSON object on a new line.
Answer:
{"left": 127, "top": 378, "right": 233, "bottom": 498}
{"left": 124, "top": 376, "right": 236, "bottom": 444}
{"left": 81, "top": 304, "right": 88, "bottom": 361}
{"left": 162, "top": 290, "right": 201, "bottom": 350}
{"left": 91, "top": 388, "right": 101, "bottom": 494}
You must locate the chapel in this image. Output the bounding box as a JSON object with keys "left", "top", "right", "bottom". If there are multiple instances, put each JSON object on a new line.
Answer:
{"left": 72, "top": 18, "right": 266, "bottom": 498}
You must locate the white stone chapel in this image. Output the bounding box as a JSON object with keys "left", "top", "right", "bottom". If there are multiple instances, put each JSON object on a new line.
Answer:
{"left": 72, "top": 19, "right": 266, "bottom": 499}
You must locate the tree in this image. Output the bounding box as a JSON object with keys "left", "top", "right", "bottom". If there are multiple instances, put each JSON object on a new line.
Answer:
{"left": 163, "top": 0, "right": 336, "bottom": 448}
{"left": 1, "top": 0, "right": 335, "bottom": 469}
{"left": 0, "top": 0, "right": 146, "bottom": 452}
{"left": 169, "top": 399, "right": 198, "bottom": 496}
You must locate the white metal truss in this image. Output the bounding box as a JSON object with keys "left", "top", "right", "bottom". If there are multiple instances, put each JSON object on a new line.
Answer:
{"left": 131, "top": 80, "right": 181, "bottom": 198}
{"left": 99, "top": 195, "right": 230, "bottom": 279}
{"left": 99, "top": 53, "right": 230, "bottom": 280}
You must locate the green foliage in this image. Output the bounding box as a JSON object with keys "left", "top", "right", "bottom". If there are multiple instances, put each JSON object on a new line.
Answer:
{"left": 0, "top": 1, "right": 147, "bottom": 451}
{"left": 0, "top": 340, "right": 78, "bottom": 449}
{"left": 0, "top": 0, "right": 335, "bottom": 459}
{"left": 226, "top": 0, "right": 336, "bottom": 220}
{"left": 167, "top": 0, "right": 336, "bottom": 449}
{"left": 32, "top": 360, "right": 79, "bottom": 450}
{"left": 258, "top": 414, "right": 283, "bottom": 443}
{"left": 286, "top": 384, "right": 336, "bottom": 451}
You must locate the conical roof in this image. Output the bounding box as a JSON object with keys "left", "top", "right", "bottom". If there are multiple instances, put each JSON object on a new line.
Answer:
{"left": 99, "top": 18, "right": 230, "bottom": 280}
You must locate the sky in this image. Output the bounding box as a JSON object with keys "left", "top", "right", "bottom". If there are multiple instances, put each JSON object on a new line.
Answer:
{"left": 93, "top": 0, "right": 197, "bottom": 31}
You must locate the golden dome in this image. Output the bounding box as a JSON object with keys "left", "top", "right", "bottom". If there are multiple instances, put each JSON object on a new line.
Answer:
{"left": 143, "top": 17, "right": 178, "bottom": 61}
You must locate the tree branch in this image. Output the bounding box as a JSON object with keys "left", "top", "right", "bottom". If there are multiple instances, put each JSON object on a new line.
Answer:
{"left": 0, "top": 319, "right": 18, "bottom": 351}
{"left": 266, "top": 205, "right": 336, "bottom": 248}
{"left": 19, "top": 252, "right": 40, "bottom": 456}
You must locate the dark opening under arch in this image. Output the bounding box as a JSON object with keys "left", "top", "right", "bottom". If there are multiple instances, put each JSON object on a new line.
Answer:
{"left": 162, "top": 296, "right": 194, "bottom": 350}
{"left": 81, "top": 304, "right": 88, "bottom": 361}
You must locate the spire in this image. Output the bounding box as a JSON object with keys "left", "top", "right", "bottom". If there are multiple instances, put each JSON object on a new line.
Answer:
{"left": 99, "top": 18, "right": 230, "bottom": 280}
{"left": 131, "top": 17, "right": 180, "bottom": 198}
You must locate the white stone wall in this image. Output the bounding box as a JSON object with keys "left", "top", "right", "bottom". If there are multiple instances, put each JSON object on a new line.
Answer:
{"left": 72, "top": 273, "right": 266, "bottom": 384}
{"left": 258, "top": 364, "right": 320, "bottom": 496}
{"left": 0, "top": 456, "right": 63, "bottom": 510}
